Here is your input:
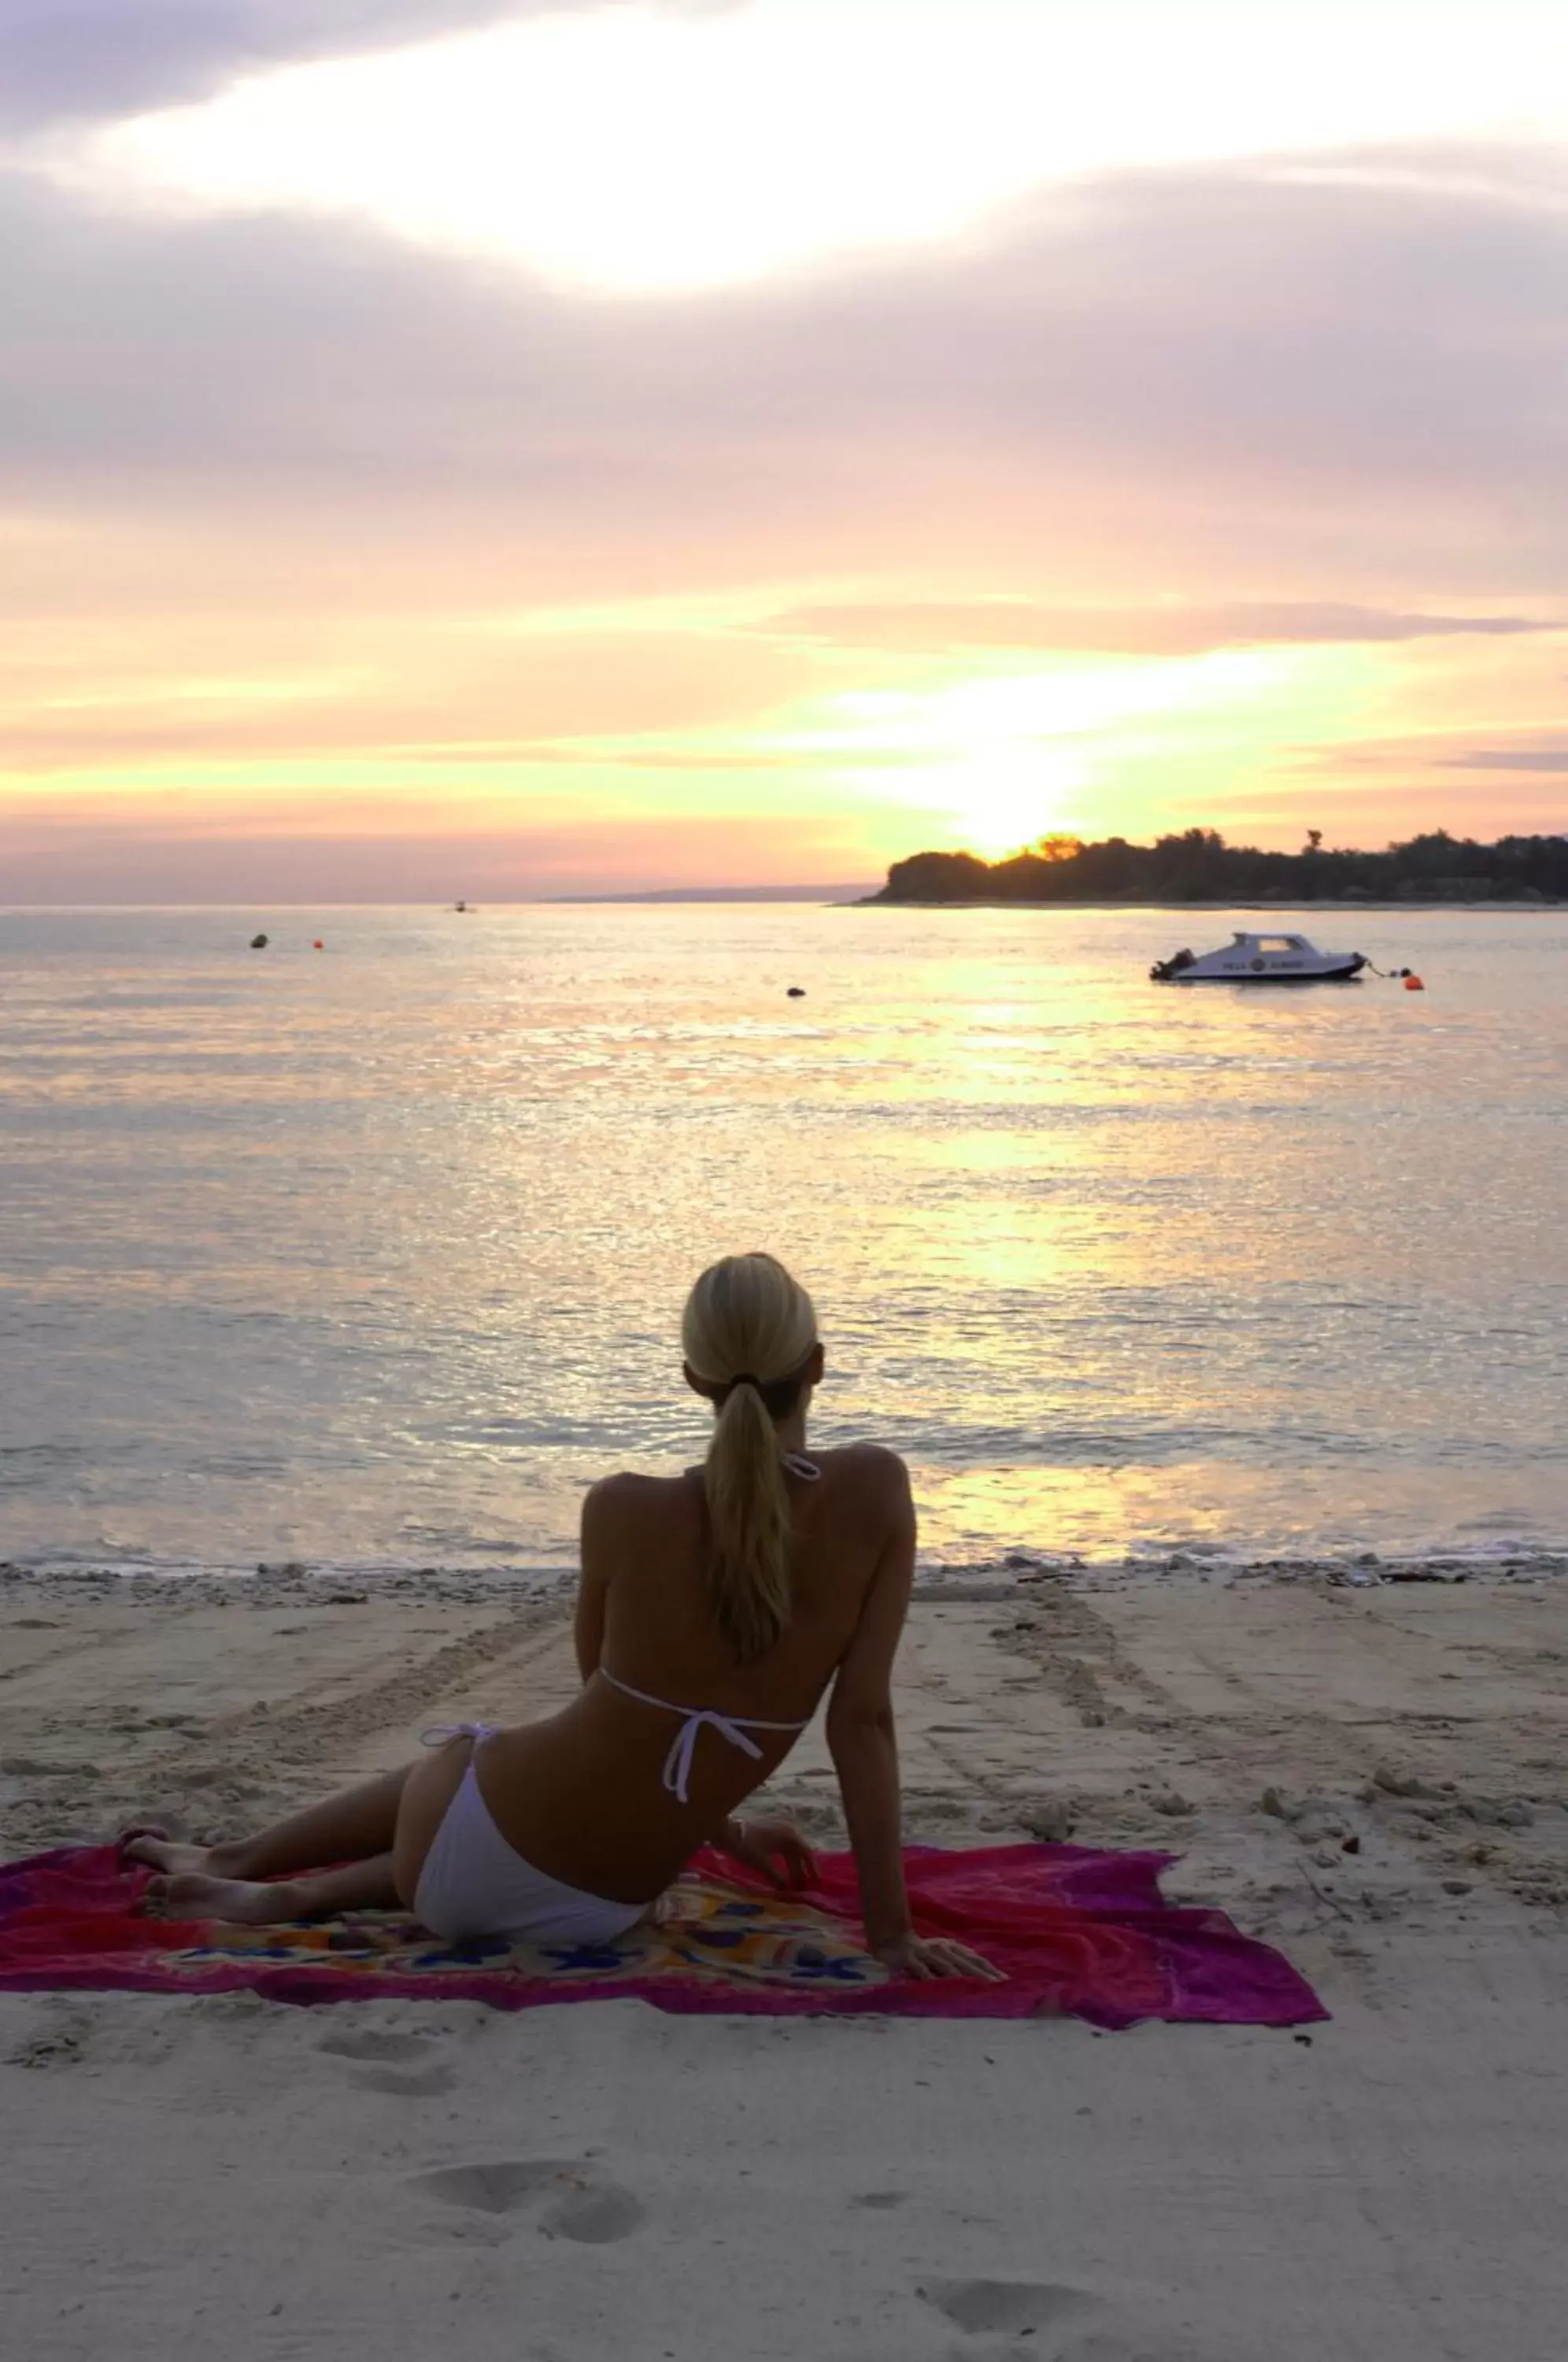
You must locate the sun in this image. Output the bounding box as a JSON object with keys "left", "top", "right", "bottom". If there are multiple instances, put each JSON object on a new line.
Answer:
{"left": 770, "top": 649, "right": 1304, "bottom": 865}
{"left": 943, "top": 749, "right": 1086, "bottom": 861}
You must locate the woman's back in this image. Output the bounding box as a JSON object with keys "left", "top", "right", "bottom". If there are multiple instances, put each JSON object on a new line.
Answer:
{"left": 598, "top": 1446, "right": 903, "bottom": 1713}
{"left": 478, "top": 1442, "right": 908, "bottom": 1901}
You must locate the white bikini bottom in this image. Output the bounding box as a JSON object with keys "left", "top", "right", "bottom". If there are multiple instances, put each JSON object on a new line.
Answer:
{"left": 412, "top": 1726, "right": 650, "bottom": 1949}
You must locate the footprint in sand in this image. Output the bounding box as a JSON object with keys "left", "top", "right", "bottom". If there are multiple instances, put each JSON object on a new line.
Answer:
{"left": 315, "top": 2026, "right": 456, "bottom": 2094}
{"left": 414, "top": 2158, "right": 645, "bottom": 2245}
{"left": 917, "top": 2280, "right": 1217, "bottom": 2362}
{"left": 316, "top": 2027, "right": 438, "bottom": 2064}
{"left": 353, "top": 2064, "right": 458, "bottom": 2097}
{"left": 5, "top": 2027, "right": 87, "bottom": 2071}
{"left": 919, "top": 2277, "right": 1099, "bottom": 2339}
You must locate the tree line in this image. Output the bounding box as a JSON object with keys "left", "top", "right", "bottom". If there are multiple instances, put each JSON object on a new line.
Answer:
{"left": 870, "top": 827, "right": 1568, "bottom": 905}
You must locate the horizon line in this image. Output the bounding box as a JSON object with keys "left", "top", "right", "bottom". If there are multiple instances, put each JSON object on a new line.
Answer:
{"left": 0, "top": 886, "right": 880, "bottom": 913}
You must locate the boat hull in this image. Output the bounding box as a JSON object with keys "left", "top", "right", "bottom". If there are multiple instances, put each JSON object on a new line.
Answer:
{"left": 1164, "top": 957, "right": 1366, "bottom": 984}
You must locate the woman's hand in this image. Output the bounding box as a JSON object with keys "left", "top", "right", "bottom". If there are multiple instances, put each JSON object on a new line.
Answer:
{"left": 723, "top": 1815, "right": 818, "bottom": 1891}
{"left": 872, "top": 1931, "right": 1005, "bottom": 1983}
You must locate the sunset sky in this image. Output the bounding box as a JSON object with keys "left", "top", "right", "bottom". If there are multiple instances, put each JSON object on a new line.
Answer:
{"left": 3, "top": 0, "right": 1566, "bottom": 899}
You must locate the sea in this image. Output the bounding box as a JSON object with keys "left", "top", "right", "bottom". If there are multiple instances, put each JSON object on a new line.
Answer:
{"left": 4, "top": 902, "right": 1566, "bottom": 1583}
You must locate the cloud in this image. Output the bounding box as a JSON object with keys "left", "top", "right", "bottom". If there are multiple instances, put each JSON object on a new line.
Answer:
{"left": 761, "top": 601, "right": 1555, "bottom": 657}
{"left": 1440, "top": 746, "right": 1568, "bottom": 772}
{"left": 0, "top": 3, "right": 651, "bottom": 130}
{"left": 0, "top": 624, "right": 826, "bottom": 771}
{"left": 0, "top": 806, "right": 870, "bottom": 901}
{"left": 6, "top": 130, "right": 1568, "bottom": 890}
{"left": 33, "top": 5, "right": 1568, "bottom": 294}
{"left": 1202, "top": 774, "right": 1568, "bottom": 835}
{"left": 3, "top": 143, "right": 1566, "bottom": 605}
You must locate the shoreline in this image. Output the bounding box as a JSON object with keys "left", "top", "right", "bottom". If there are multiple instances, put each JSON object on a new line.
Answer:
{"left": 7, "top": 1541, "right": 1566, "bottom": 1594}
{"left": 855, "top": 894, "right": 1568, "bottom": 912}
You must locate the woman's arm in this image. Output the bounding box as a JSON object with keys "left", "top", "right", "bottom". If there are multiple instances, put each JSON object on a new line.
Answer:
{"left": 824, "top": 1458, "right": 918, "bottom": 1957}
{"left": 826, "top": 1456, "right": 1002, "bottom": 1982}
{"left": 574, "top": 1478, "right": 616, "bottom": 1684}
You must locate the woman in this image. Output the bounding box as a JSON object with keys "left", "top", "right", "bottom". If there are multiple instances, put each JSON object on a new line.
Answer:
{"left": 124, "top": 1253, "right": 998, "bottom": 1982}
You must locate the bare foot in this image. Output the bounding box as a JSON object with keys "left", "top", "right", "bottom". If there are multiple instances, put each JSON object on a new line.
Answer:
{"left": 120, "top": 1831, "right": 213, "bottom": 1876}
{"left": 116, "top": 1822, "right": 170, "bottom": 1860}
{"left": 142, "top": 1872, "right": 298, "bottom": 1927}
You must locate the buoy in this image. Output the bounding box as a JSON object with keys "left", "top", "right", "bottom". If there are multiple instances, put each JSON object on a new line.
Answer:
{"left": 250, "top": 933, "right": 268, "bottom": 950}
{"left": 1404, "top": 975, "right": 1425, "bottom": 991}
{"left": 312, "top": 939, "right": 324, "bottom": 951}
{"left": 786, "top": 986, "right": 806, "bottom": 998}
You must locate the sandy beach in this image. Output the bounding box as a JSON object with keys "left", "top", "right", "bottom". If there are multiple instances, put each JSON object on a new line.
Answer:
{"left": 2, "top": 1558, "right": 1563, "bottom": 2360}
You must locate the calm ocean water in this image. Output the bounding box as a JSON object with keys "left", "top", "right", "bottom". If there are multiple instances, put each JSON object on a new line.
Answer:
{"left": 3, "top": 903, "right": 1566, "bottom": 1577}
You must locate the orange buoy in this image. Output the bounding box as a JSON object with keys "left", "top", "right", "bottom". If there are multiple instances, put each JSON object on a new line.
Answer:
{"left": 1404, "top": 974, "right": 1425, "bottom": 991}
{"left": 312, "top": 939, "right": 324, "bottom": 950}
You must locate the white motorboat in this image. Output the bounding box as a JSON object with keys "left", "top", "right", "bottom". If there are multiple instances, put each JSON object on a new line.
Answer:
{"left": 1150, "top": 929, "right": 1366, "bottom": 983}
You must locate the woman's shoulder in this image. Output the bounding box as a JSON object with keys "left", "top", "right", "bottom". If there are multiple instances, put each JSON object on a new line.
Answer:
{"left": 584, "top": 1468, "right": 695, "bottom": 1520}
{"left": 810, "top": 1442, "right": 912, "bottom": 1502}
{"left": 584, "top": 1449, "right": 908, "bottom": 1513}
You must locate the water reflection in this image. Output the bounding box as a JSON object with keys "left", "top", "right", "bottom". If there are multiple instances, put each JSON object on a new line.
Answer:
{"left": 2, "top": 903, "right": 1566, "bottom": 1569}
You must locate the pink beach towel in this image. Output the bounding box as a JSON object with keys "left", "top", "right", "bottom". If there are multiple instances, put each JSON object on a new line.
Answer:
{"left": 0, "top": 1842, "right": 1326, "bottom": 2028}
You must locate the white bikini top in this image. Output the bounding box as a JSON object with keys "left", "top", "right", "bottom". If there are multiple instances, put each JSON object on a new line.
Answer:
{"left": 423, "top": 1681, "right": 808, "bottom": 1807}
{"left": 599, "top": 1448, "right": 821, "bottom": 1802}
{"left": 598, "top": 1669, "right": 812, "bottom": 1805}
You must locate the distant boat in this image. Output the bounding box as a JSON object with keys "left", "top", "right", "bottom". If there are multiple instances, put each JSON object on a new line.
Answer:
{"left": 452, "top": 900, "right": 475, "bottom": 913}
{"left": 1151, "top": 929, "right": 1366, "bottom": 984}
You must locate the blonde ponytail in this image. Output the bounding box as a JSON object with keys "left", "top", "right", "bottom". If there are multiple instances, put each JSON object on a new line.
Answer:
{"left": 681, "top": 1253, "right": 819, "bottom": 1663}
{"left": 704, "top": 1381, "right": 793, "bottom": 1660}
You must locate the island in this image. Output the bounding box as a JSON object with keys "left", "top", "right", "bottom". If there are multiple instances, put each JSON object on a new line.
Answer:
{"left": 864, "top": 827, "right": 1568, "bottom": 906}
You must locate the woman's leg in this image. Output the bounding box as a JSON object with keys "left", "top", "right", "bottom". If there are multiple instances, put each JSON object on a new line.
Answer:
{"left": 143, "top": 1853, "right": 401, "bottom": 1927}
{"left": 121, "top": 1767, "right": 411, "bottom": 1880}
{"left": 136, "top": 1737, "right": 478, "bottom": 1926}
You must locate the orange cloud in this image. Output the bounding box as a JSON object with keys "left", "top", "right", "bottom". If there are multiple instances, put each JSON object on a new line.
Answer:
{"left": 6, "top": 139, "right": 1568, "bottom": 894}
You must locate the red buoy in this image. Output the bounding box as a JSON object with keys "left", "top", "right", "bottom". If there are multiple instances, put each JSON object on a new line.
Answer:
{"left": 1404, "top": 974, "right": 1425, "bottom": 991}
{"left": 312, "top": 939, "right": 324, "bottom": 951}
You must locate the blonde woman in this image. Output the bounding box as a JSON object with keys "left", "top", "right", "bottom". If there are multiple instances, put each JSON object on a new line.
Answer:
{"left": 123, "top": 1253, "right": 999, "bottom": 1983}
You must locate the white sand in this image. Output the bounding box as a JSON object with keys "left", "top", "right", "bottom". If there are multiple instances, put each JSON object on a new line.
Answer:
{"left": 2, "top": 1560, "right": 1565, "bottom": 2360}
